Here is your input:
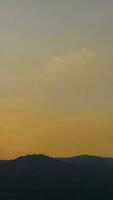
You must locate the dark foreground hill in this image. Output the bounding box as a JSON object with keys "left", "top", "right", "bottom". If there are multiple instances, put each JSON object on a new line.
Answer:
{"left": 0, "top": 154, "right": 113, "bottom": 200}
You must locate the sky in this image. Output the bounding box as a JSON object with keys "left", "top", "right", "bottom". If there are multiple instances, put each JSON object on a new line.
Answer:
{"left": 0, "top": 0, "right": 113, "bottom": 159}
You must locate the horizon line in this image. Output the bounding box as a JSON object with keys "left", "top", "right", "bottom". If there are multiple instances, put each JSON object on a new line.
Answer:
{"left": 1, "top": 153, "right": 113, "bottom": 161}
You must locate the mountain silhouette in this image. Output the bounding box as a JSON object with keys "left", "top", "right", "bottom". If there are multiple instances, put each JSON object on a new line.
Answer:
{"left": 0, "top": 154, "right": 113, "bottom": 200}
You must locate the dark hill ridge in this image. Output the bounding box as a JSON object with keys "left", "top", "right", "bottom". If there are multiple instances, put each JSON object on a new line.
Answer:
{"left": 15, "top": 154, "right": 51, "bottom": 160}
{"left": 0, "top": 154, "right": 113, "bottom": 200}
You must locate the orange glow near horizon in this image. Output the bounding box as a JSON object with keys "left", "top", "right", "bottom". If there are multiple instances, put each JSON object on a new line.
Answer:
{"left": 0, "top": 1, "right": 113, "bottom": 159}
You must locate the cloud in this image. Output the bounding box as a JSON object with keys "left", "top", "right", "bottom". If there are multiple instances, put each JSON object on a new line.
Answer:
{"left": 42, "top": 48, "right": 96, "bottom": 80}
{"left": 0, "top": 48, "right": 112, "bottom": 118}
{"left": 40, "top": 49, "right": 96, "bottom": 110}
{"left": 38, "top": 48, "right": 113, "bottom": 112}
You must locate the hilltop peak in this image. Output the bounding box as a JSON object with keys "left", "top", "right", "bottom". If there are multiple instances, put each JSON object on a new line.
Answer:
{"left": 15, "top": 154, "right": 51, "bottom": 161}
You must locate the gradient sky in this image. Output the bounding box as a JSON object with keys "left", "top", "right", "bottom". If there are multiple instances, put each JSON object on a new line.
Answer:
{"left": 0, "top": 0, "right": 113, "bottom": 159}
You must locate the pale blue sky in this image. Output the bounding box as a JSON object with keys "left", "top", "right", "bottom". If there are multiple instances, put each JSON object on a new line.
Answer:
{"left": 0, "top": 0, "right": 113, "bottom": 54}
